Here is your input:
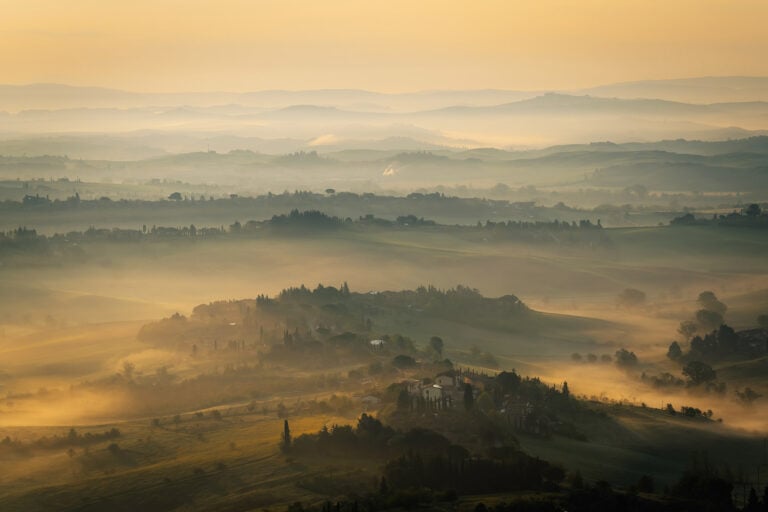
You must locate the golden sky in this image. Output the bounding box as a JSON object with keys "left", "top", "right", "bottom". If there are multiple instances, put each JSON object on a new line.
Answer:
{"left": 2, "top": 0, "right": 767, "bottom": 92}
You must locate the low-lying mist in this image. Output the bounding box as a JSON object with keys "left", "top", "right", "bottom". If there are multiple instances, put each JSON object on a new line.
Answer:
{"left": 0, "top": 232, "right": 764, "bottom": 429}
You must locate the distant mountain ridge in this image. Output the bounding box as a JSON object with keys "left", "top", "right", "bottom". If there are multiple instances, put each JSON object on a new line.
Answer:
{"left": 2, "top": 78, "right": 768, "bottom": 152}
{"left": 582, "top": 76, "right": 768, "bottom": 103}
{"left": 0, "top": 83, "right": 538, "bottom": 112}
{"left": 2, "top": 135, "right": 768, "bottom": 193}
{"left": 2, "top": 76, "right": 768, "bottom": 111}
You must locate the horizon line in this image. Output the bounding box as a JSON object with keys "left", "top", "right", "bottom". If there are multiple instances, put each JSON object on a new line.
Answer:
{"left": 3, "top": 75, "right": 768, "bottom": 96}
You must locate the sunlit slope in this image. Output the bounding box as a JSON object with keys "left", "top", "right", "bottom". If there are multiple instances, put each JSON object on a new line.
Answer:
{"left": 0, "top": 413, "right": 353, "bottom": 512}
{"left": 0, "top": 397, "right": 763, "bottom": 511}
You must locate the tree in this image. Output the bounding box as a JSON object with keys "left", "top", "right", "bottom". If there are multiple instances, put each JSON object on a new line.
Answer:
{"left": 429, "top": 336, "right": 444, "bottom": 357}
{"left": 695, "top": 309, "right": 723, "bottom": 331}
{"left": 392, "top": 354, "right": 416, "bottom": 369}
{"left": 168, "top": 192, "right": 182, "bottom": 201}
{"left": 463, "top": 383, "right": 474, "bottom": 411}
{"left": 667, "top": 341, "right": 683, "bottom": 361}
{"left": 122, "top": 361, "right": 135, "bottom": 380}
{"left": 562, "top": 381, "right": 570, "bottom": 398}
{"left": 107, "top": 443, "right": 122, "bottom": 457}
{"left": 379, "top": 476, "right": 389, "bottom": 495}
{"left": 677, "top": 320, "right": 698, "bottom": 340}
{"left": 735, "top": 387, "right": 762, "bottom": 406}
{"left": 496, "top": 370, "right": 521, "bottom": 393}
{"left": 697, "top": 291, "right": 727, "bottom": 315}
{"left": 614, "top": 348, "right": 638, "bottom": 367}
{"left": 743, "top": 203, "right": 762, "bottom": 217}
{"left": 281, "top": 420, "right": 292, "bottom": 452}
{"left": 682, "top": 360, "right": 716, "bottom": 385}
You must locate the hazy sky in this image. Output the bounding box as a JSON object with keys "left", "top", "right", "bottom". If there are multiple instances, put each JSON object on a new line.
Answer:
{"left": 3, "top": 0, "right": 768, "bottom": 92}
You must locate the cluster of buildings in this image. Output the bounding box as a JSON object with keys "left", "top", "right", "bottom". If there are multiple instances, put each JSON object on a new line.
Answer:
{"left": 400, "top": 368, "right": 495, "bottom": 410}
{"left": 400, "top": 369, "right": 539, "bottom": 432}
{"left": 403, "top": 373, "right": 461, "bottom": 403}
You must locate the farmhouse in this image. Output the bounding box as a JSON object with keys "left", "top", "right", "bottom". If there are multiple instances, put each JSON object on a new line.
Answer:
{"left": 422, "top": 384, "right": 444, "bottom": 401}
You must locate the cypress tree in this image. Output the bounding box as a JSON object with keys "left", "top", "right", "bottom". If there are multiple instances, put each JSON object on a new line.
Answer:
{"left": 282, "top": 419, "right": 291, "bottom": 452}
{"left": 463, "top": 383, "right": 474, "bottom": 411}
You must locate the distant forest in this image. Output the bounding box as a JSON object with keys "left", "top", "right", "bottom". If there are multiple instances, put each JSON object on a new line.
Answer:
{"left": 671, "top": 203, "right": 768, "bottom": 227}
{"left": 5, "top": 200, "right": 766, "bottom": 260}
{"left": 0, "top": 207, "right": 609, "bottom": 256}
{"left": 2, "top": 188, "right": 612, "bottom": 224}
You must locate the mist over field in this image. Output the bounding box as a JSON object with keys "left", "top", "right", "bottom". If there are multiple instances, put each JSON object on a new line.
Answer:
{"left": 3, "top": 2, "right": 768, "bottom": 508}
